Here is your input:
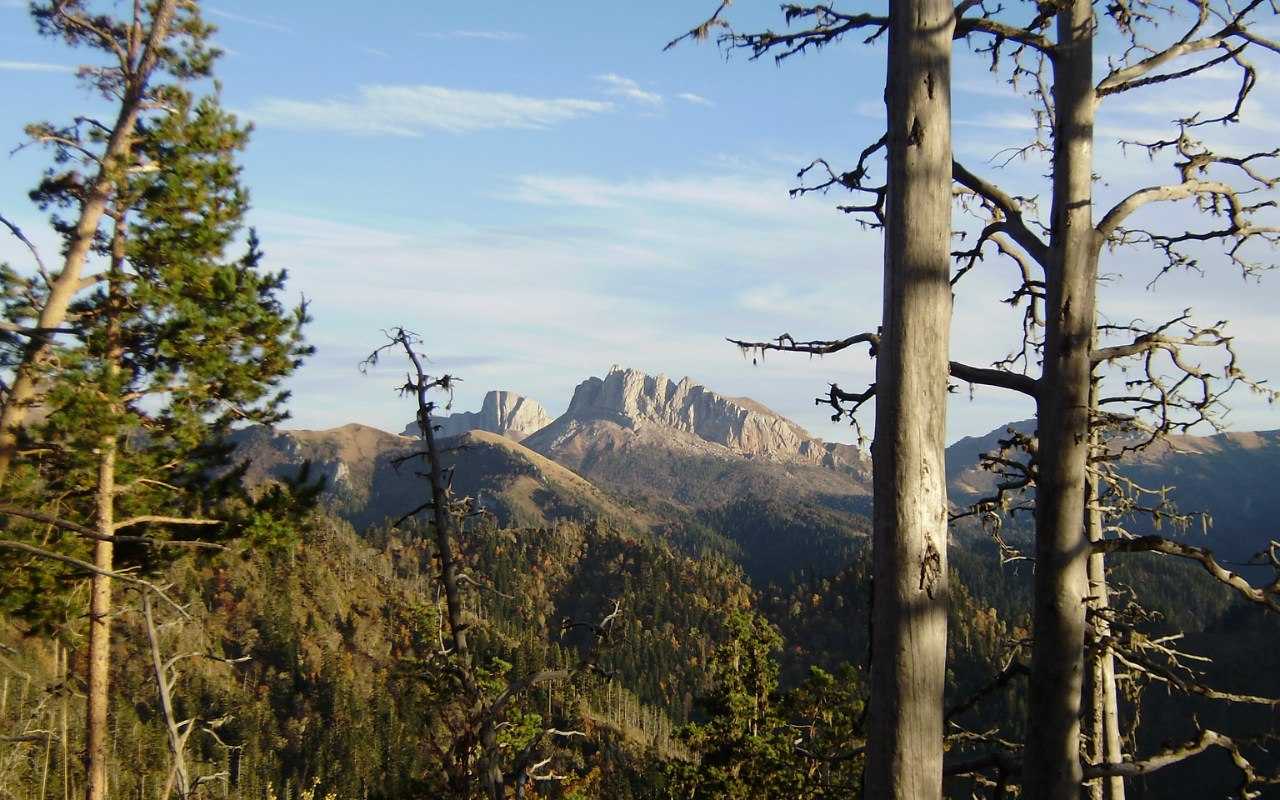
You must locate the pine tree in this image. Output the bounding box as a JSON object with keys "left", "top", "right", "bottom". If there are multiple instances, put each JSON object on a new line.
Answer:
{"left": 0, "top": 0, "right": 221, "bottom": 486}
{"left": 0, "top": 32, "right": 312, "bottom": 800}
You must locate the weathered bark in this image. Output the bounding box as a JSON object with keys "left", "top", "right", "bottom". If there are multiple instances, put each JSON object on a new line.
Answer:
{"left": 1085, "top": 371, "right": 1126, "bottom": 800}
{"left": 863, "top": 0, "right": 954, "bottom": 796}
{"left": 1086, "top": 545, "right": 1126, "bottom": 800}
{"left": 1024, "top": 1, "right": 1100, "bottom": 798}
{"left": 0, "top": 0, "right": 178, "bottom": 487}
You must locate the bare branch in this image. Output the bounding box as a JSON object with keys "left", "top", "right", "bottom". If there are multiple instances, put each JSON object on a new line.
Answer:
{"left": 0, "top": 539, "right": 189, "bottom": 617}
{"left": 1097, "top": 536, "right": 1280, "bottom": 614}
{"left": 113, "top": 515, "right": 221, "bottom": 532}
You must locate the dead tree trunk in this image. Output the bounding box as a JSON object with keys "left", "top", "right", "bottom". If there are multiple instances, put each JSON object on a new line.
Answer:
{"left": 1086, "top": 525, "right": 1126, "bottom": 800}
{"left": 1085, "top": 368, "right": 1126, "bottom": 800}
{"left": 863, "top": 0, "right": 954, "bottom": 797}
{"left": 1024, "top": 2, "right": 1099, "bottom": 798}
{"left": 143, "top": 594, "right": 191, "bottom": 800}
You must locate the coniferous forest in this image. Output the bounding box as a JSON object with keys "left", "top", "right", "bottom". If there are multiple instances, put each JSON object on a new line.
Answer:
{"left": 2, "top": 2, "right": 1279, "bottom": 799}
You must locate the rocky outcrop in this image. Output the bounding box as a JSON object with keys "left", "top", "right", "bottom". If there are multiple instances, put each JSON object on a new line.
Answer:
{"left": 402, "top": 390, "right": 552, "bottom": 442}
{"left": 532, "top": 366, "right": 859, "bottom": 467}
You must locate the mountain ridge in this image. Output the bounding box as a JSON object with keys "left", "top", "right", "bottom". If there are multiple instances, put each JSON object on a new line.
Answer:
{"left": 237, "top": 367, "right": 1277, "bottom": 581}
{"left": 524, "top": 365, "right": 866, "bottom": 470}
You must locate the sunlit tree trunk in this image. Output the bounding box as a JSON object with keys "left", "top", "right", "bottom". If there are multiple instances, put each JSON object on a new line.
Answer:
{"left": 863, "top": 0, "right": 954, "bottom": 796}
{"left": 83, "top": 446, "right": 115, "bottom": 800}
{"left": 83, "top": 213, "right": 126, "bottom": 800}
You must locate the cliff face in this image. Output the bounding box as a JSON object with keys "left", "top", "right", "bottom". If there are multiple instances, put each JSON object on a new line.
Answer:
{"left": 528, "top": 366, "right": 861, "bottom": 468}
{"left": 402, "top": 390, "right": 551, "bottom": 441}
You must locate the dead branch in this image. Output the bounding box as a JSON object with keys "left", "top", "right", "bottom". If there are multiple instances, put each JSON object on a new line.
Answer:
{"left": 1096, "top": 536, "right": 1280, "bottom": 614}
{"left": 0, "top": 539, "right": 189, "bottom": 618}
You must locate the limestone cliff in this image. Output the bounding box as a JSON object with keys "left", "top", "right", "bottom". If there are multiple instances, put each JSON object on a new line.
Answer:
{"left": 402, "top": 390, "right": 551, "bottom": 442}
{"left": 527, "top": 366, "right": 862, "bottom": 468}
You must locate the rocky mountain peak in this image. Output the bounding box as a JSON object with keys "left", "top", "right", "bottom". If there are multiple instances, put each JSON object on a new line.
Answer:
{"left": 553, "top": 365, "right": 855, "bottom": 466}
{"left": 403, "top": 390, "right": 551, "bottom": 442}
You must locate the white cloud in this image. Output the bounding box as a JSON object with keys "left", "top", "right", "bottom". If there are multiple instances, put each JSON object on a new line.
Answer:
{"left": 245, "top": 164, "right": 893, "bottom": 439}
{"left": 953, "top": 78, "right": 1023, "bottom": 99}
{"left": 207, "top": 7, "right": 293, "bottom": 34}
{"left": 419, "top": 30, "right": 527, "bottom": 42}
{"left": 0, "top": 60, "right": 75, "bottom": 73}
{"left": 955, "top": 111, "right": 1039, "bottom": 133}
{"left": 596, "top": 73, "right": 663, "bottom": 106}
{"left": 505, "top": 173, "right": 814, "bottom": 217}
{"left": 245, "top": 84, "right": 614, "bottom": 136}
{"left": 854, "top": 99, "right": 884, "bottom": 121}
{"left": 677, "top": 92, "right": 713, "bottom": 106}
{"left": 361, "top": 46, "right": 391, "bottom": 59}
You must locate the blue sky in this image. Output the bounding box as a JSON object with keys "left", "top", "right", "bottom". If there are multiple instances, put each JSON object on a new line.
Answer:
{"left": 2, "top": 1, "right": 1277, "bottom": 444}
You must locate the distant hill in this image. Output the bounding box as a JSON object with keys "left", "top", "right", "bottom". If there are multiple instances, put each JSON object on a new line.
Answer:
{"left": 944, "top": 421, "right": 1280, "bottom": 561}
{"left": 230, "top": 423, "right": 642, "bottom": 534}
{"left": 233, "top": 368, "right": 1278, "bottom": 585}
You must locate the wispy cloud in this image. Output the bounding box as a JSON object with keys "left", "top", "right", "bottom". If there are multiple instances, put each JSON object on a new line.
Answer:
{"left": 596, "top": 73, "right": 662, "bottom": 106}
{"left": 677, "top": 92, "right": 713, "bottom": 106}
{"left": 506, "top": 173, "right": 800, "bottom": 217}
{"left": 361, "top": 46, "right": 391, "bottom": 59}
{"left": 207, "top": 7, "right": 293, "bottom": 34}
{"left": 419, "top": 30, "right": 527, "bottom": 42}
{"left": 248, "top": 170, "right": 882, "bottom": 437}
{"left": 245, "top": 84, "right": 614, "bottom": 136}
{"left": 0, "top": 60, "right": 75, "bottom": 73}
{"left": 955, "top": 111, "right": 1038, "bottom": 133}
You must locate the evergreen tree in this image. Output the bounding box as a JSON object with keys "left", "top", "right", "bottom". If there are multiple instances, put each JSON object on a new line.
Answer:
{"left": 0, "top": 0, "right": 221, "bottom": 485}
{"left": 0, "top": 25, "right": 312, "bottom": 799}
{"left": 668, "top": 611, "right": 865, "bottom": 799}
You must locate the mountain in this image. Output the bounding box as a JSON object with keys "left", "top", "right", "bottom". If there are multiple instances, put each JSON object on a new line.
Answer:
{"left": 525, "top": 365, "right": 864, "bottom": 468}
{"left": 230, "top": 423, "right": 641, "bottom": 533}
{"left": 945, "top": 418, "right": 1037, "bottom": 499}
{"left": 1110, "top": 428, "right": 1280, "bottom": 560}
{"left": 522, "top": 367, "right": 873, "bottom": 583}
{"left": 233, "top": 367, "right": 1278, "bottom": 586}
{"left": 2, "top": 509, "right": 753, "bottom": 798}
{"left": 401, "top": 389, "right": 551, "bottom": 441}
{"left": 944, "top": 421, "right": 1280, "bottom": 562}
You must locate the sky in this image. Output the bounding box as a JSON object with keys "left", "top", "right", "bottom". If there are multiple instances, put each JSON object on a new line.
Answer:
{"left": 1, "top": 1, "right": 1277, "bottom": 445}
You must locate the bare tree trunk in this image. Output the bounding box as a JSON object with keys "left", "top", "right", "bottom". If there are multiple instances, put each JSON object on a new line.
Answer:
{"left": 1087, "top": 539, "right": 1126, "bottom": 800}
{"left": 1024, "top": 1, "right": 1099, "bottom": 798}
{"left": 400, "top": 340, "right": 487, "bottom": 794}
{"left": 0, "top": 0, "right": 178, "bottom": 487}
{"left": 143, "top": 594, "right": 190, "bottom": 800}
{"left": 863, "top": 0, "right": 954, "bottom": 797}
{"left": 40, "top": 708, "right": 52, "bottom": 800}
{"left": 1085, "top": 372, "right": 1126, "bottom": 800}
